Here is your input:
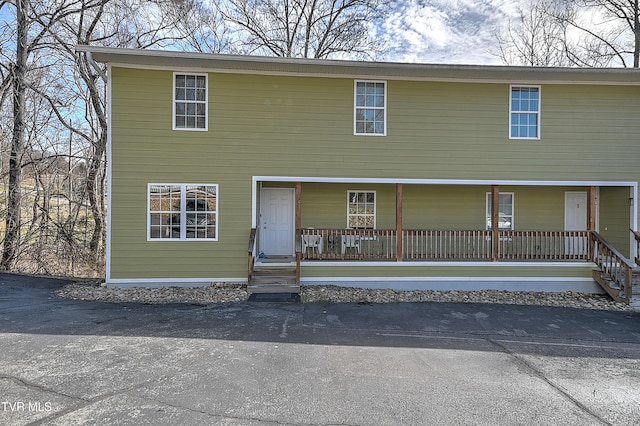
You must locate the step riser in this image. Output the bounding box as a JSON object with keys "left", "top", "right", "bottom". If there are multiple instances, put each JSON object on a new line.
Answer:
{"left": 247, "top": 284, "right": 300, "bottom": 294}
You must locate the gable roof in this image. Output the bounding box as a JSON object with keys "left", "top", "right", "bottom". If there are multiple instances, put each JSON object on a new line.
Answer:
{"left": 76, "top": 45, "right": 640, "bottom": 86}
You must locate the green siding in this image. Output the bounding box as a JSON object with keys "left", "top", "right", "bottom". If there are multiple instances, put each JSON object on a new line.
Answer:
{"left": 109, "top": 67, "right": 640, "bottom": 280}
{"left": 599, "top": 187, "right": 631, "bottom": 257}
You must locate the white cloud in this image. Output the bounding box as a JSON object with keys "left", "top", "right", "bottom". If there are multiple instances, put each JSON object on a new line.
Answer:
{"left": 376, "top": 0, "right": 522, "bottom": 64}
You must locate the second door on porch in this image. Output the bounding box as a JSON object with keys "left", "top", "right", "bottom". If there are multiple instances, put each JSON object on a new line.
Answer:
{"left": 260, "top": 188, "right": 295, "bottom": 256}
{"left": 565, "top": 191, "right": 588, "bottom": 255}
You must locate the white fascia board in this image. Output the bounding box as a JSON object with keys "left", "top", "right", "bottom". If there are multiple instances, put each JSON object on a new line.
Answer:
{"left": 105, "top": 64, "right": 113, "bottom": 282}
{"left": 105, "top": 277, "right": 246, "bottom": 287}
{"left": 253, "top": 175, "right": 638, "bottom": 187}
{"left": 301, "top": 261, "right": 595, "bottom": 268}
{"left": 300, "top": 276, "right": 594, "bottom": 282}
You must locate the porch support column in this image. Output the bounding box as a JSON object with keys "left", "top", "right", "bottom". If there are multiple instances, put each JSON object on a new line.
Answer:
{"left": 396, "top": 183, "right": 403, "bottom": 261}
{"left": 587, "top": 186, "right": 596, "bottom": 231}
{"left": 295, "top": 181, "right": 301, "bottom": 231}
{"left": 295, "top": 182, "right": 301, "bottom": 285}
{"left": 587, "top": 185, "right": 596, "bottom": 261}
{"left": 491, "top": 185, "right": 499, "bottom": 261}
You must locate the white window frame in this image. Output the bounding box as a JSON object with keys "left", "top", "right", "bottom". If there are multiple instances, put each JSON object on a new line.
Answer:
{"left": 509, "top": 85, "right": 540, "bottom": 140}
{"left": 173, "top": 73, "right": 208, "bottom": 131}
{"left": 354, "top": 80, "right": 387, "bottom": 136}
{"left": 485, "top": 192, "right": 514, "bottom": 230}
{"left": 148, "top": 183, "right": 218, "bottom": 241}
{"left": 347, "top": 190, "right": 376, "bottom": 229}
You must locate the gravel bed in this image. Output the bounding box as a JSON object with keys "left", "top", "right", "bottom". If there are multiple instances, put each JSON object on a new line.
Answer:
{"left": 56, "top": 281, "right": 635, "bottom": 312}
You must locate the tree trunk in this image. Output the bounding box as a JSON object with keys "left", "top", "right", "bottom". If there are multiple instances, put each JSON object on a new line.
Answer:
{"left": 1, "top": 0, "right": 28, "bottom": 271}
{"left": 634, "top": 0, "right": 639, "bottom": 67}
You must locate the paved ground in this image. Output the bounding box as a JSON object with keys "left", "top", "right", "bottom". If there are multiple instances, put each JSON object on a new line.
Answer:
{"left": 1, "top": 273, "right": 639, "bottom": 426}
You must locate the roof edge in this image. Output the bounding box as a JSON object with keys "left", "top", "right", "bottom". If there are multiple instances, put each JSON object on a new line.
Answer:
{"left": 75, "top": 45, "right": 640, "bottom": 85}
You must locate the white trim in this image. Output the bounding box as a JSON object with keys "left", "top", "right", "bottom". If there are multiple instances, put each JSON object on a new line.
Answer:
{"left": 102, "top": 62, "right": 640, "bottom": 86}
{"left": 252, "top": 175, "right": 638, "bottom": 187}
{"left": 354, "top": 80, "right": 387, "bottom": 136}
{"left": 147, "top": 183, "right": 219, "bottom": 241}
{"left": 631, "top": 186, "right": 638, "bottom": 260}
{"left": 76, "top": 46, "right": 640, "bottom": 86}
{"left": 485, "top": 191, "right": 514, "bottom": 230}
{"left": 172, "top": 72, "right": 208, "bottom": 131}
{"left": 259, "top": 187, "right": 296, "bottom": 255}
{"left": 347, "top": 189, "right": 376, "bottom": 229}
{"left": 105, "top": 277, "right": 245, "bottom": 288}
{"left": 302, "top": 276, "right": 594, "bottom": 282}
{"left": 300, "top": 260, "right": 595, "bottom": 267}
{"left": 105, "top": 65, "right": 113, "bottom": 282}
{"left": 509, "top": 85, "right": 541, "bottom": 140}
{"left": 300, "top": 277, "right": 601, "bottom": 293}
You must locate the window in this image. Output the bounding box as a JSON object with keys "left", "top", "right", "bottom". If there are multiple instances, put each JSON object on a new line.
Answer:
{"left": 174, "top": 73, "right": 207, "bottom": 130}
{"left": 510, "top": 86, "right": 540, "bottom": 139}
{"left": 149, "top": 184, "right": 218, "bottom": 240}
{"left": 347, "top": 191, "right": 376, "bottom": 229}
{"left": 486, "top": 192, "right": 514, "bottom": 230}
{"left": 354, "top": 81, "right": 386, "bottom": 135}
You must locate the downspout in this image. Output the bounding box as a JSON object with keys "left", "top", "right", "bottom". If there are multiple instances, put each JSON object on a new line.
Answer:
{"left": 85, "top": 51, "right": 107, "bottom": 82}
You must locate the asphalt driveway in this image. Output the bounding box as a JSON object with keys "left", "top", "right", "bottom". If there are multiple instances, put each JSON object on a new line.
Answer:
{"left": 1, "top": 273, "right": 639, "bottom": 425}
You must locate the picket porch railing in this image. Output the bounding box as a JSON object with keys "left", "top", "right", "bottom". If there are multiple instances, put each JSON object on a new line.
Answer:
{"left": 298, "top": 228, "right": 591, "bottom": 262}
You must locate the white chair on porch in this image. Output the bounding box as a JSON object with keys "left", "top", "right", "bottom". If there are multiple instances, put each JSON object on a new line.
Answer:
{"left": 341, "top": 234, "right": 361, "bottom": 255}
{"left": 302, "top": 234, "right": 323, "bottom": 256}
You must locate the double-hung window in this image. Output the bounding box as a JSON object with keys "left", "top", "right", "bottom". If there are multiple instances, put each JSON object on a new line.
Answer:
{"left": 347, "top": 191, "right": 376, "bottom": 229}
{"left": 148, "top": 184, "right": 218, "bottom": 240}
{"left": 354, "top": 81, "right": 386, "bottom": 135}
{"left": 486, "top": 192, "right": 514, "bottom": 230}
{"left": 510, "top": 86, "right": 540, "bottom": 139}
{"left": 174, "top": 73, "right": 207, "bottom": 130}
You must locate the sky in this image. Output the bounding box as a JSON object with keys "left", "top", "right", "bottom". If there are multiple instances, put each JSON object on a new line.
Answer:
{"left": 377, "top": 0, "right": 522, "bottom": 65}
{"left": 0, "top": 0, "right": 524, "bottom": 66}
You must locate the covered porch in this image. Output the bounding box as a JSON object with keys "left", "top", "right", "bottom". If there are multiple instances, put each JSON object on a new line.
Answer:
{"left": 249, "top": 177, "right": 639, "bottom": 303}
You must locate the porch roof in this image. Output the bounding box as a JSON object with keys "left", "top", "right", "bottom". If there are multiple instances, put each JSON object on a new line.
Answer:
{"left": 76, "top": 45, "right": 640, "bottom": 86}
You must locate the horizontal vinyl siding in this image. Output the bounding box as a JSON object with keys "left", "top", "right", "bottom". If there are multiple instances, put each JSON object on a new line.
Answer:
{"left": 109, "top": 67, "right": 640, "bottom": 279}
{"left": 599, "top": 187, "right": 631, "bottom": 257}
{"left": 301, "top": 184, "right": 578, "bottom": 231}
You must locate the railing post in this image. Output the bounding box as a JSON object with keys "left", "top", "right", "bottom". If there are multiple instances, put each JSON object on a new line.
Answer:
{"left": 396, "top": 183, "right": 403, "bottom": 261}
{"left": 491, "top": 185, "right": 499, "bottom": 261}
{"left": 625, "top": 266, "right": 633, "bottom": 301}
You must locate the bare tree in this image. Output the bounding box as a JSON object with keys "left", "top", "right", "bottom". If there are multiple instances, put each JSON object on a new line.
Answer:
{"left": 499, "top": 0, "right": 640, "bottom": 67}
{"left": 0, "top": 0, "right": 216, "bottom": 274}
{"left": 496, "top": 0, "right": 570, "bottom": 66}
{"left": 1, "top": 0, "right": 28, "bottom": 270}
{"left": 219, "top": 0, "right": 385, "bottom": 58}
{"left": 557, "top": 0, "right": 640, "bottom": 67}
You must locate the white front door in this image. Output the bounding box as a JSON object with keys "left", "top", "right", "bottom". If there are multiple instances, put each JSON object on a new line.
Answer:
{"left": 565, "top": 191, "right": 588, "bottom": 255}
{"left": 260, "top": 188, "right": 295, "bottom": 256}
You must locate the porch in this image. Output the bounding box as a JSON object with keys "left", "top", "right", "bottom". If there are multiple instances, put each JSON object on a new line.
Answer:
{"left": 248, "top": 178, "right": 639, "bottom": 304}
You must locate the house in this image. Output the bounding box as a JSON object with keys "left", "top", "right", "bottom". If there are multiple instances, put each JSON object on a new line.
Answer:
{"left": 77, "top": 45, "right": 640, "bottom": 303}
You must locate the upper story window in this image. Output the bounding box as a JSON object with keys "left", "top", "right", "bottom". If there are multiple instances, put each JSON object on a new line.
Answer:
{"left": 354, "top": 81, "right": 386, "bottom": 136}
{"left": 486, "top": 192, "right": 514, "bottom": 230}
{"left": 347, "top": 190, "right": 376, "bottom": 229}
{"left": 148, "top": 184, "right": 218, "bottom": 241}
{"left": 510, "top": 86, "right": 540, "bottom": 139}
{"left": 174, "top": 73, "right": 207, "bottom": 131}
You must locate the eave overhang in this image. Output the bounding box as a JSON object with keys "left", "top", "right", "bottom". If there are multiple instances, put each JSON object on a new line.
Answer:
{"left": 76, "top": 45, "right": 640, "bottom": 85}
